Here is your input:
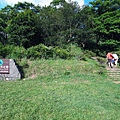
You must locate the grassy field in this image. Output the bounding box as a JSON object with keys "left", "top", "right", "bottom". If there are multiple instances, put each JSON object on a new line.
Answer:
{"left": 0, "top": 59, "right": 120, "bottom": 120}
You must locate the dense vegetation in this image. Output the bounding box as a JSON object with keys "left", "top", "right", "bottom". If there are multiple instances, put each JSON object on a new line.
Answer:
{"left": 0, "top": 0, "right": 120, "bottom": 60}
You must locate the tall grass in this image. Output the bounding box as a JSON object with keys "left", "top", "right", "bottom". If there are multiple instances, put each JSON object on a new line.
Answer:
{"left": 0, "top": 59, "right": 120, "bottom": 120}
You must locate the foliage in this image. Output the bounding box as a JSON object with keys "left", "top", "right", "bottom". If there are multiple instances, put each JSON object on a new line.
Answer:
{"left": 90, "top": 0, "right": 120, "bottom": 51}
{"left": 6, "top": 9, "right": 41, "bottom": 48}
{"left": 25, "top": 44, "right": 97, "bottom": 60}
{"left": 0, "top": 44, "right": 25, "bottom": 59}
{"left": 7, "top": 46, "right": 26, "bottom": 59}
{"left": 0, "top": 16, "right": 7, "bottom": 44}
{"left": 0, "top": 44, "right": 14, "bottom": 58}
{"left": 26, "top": 44, "right": 71, "bottom": 59}
{"left": 26, "top": 44, "right": 52, "bottom": 59}
{"left": 68, "top": 44, "right": 83, "bottom": 58}
{"left": 0, "top": 42, "right": 97, "bottom": 60}
{"left": 79, "top": 50, "right": 96, "bottom": 61}
{"left": 100, "top": 39, "right": 120, "bottom": 52}
{"left": 0, "top": 0, "right": 120, "bottom": 58}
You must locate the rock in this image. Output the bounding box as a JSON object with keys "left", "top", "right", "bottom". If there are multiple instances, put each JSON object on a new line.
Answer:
{"left": 0, "top": 59, "right": 21, "bottom": 80}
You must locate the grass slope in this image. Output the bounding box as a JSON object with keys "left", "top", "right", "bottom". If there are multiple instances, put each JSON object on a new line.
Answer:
{"left": 0, "top": 59, "right": 120, "bottom": 120}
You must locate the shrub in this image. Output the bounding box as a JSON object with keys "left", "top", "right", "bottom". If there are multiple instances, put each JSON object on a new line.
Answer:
{"left": 6, "top": 46, "right": 26, "bottom": 59}
{"left": 26, "top": 46, "right": 41, "bottom": 60}
{"left": 79, "top": 50, "right": 96, "bottom": 61}
{"left": 69, "top": 44, "right": 83, "bottom": 58}
{"left": 1, "top": 43, "right": 96, "bottom": 60}
{"left": 26, "top": 44, "right": 54, "bottom": 59}
{"left": 0, "top": 44, "right": 13, "bottom": 58}
{"left": 0, "top": 44, "right": 26, "bottom": 59}
{"left": 53, "top": 48, "right": 71, "bottom": 59}
{"left": 26, "top": 44, "right": 72, "bottom": 60}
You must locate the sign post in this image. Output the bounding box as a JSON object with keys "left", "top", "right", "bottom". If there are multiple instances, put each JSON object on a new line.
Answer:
{"left": 0, "top": 59, "right": 21, "bottom": 80}
{"left": 0, "top": 59, "right": 10, "bottom": 74}
{"left": 0, "top": 59, "right": 10, "bottom": 80}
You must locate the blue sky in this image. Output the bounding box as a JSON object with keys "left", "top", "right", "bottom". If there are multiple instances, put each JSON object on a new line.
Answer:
{"left": 84, "top": 0, "right": 93, "bottom": 5}
{"left": 0, "top": 0, "right": 93, "bottom": 9}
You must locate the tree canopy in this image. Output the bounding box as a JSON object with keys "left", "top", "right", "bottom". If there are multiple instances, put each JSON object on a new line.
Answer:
{"left": 0, "top": 0, "right": 120, "bottom": 56}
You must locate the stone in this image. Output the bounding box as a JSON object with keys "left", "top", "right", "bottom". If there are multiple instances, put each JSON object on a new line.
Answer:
{"left": 0, "top": 59, "right": 21, "bottom": 80}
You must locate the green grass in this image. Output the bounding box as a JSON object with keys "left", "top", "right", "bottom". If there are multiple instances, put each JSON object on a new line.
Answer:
{"left": 0, "top": 59, "right": 120, "bottom": 120}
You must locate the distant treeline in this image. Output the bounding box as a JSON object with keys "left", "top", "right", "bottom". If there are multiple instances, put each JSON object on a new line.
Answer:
{"left": 0, "top": 0, "right": 120, "bottom": 59}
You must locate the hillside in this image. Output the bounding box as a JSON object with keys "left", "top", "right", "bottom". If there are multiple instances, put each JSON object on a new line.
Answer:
{"left": 0, "top": 58, "right": 120, "bottom": 120}
{"left": 19, "top": 58, "right": 106, "bottom": 80}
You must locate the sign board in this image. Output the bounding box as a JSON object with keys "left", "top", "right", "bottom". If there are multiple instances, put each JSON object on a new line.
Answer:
{"left": 0, "top": 59, "right": 10, "bottom": 74}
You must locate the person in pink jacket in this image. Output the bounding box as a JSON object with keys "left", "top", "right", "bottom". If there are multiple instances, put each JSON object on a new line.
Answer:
{"left": 106, "top": 52, "right": 114, "bottom": 67}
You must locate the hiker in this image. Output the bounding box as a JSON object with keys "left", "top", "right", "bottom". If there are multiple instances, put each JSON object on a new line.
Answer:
{"left": 106, "top": 52, "right": 114, "bottom": 67}
{"left": 112, "top": 54, "right": 118, "bottom": 66}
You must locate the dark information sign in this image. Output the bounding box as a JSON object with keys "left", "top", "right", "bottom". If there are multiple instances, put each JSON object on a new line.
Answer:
{"left": 0, "top": 59, "right": 10, "bottom": 74}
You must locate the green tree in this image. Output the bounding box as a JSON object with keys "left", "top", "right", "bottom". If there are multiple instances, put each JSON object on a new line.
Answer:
{"left": 41, "top": 0, "right": 84, "bottom": 46}
{"left": 39, "top": 2, "right": 69, "bottom": 46}
{"left": 90, "top": 0, "right": 120, "bottom": 51}
{"left": 72, "top": 5, "right": 95, "bottom": 49}
{"left": 5, "top": 2, "right": 43, "bottom": 48}
{"left": 0, "top": 14, "right": 7, "bottom": 44}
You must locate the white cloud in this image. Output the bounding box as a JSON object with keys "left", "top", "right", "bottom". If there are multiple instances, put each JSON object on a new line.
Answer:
{"left": 0, "top": 0, "right": 84, "bottom": 7}
{"left": 67, "top": 0, "right": 84, "bottom": 6}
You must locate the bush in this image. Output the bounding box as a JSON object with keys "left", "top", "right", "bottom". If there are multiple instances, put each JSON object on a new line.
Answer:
{"left": 0, "top": 44, "right": 14, "bottom": 58}
{"left": 79, "top": 50, "right": 96, "bottom": 61}
{"left": 26, "top": 44, "right": 54, "bottom": 59}
{"left": 26, "top": 44, "right": 72, "bottom": 60}
{"left": 0, "top": 43, "right": 96, "bottom": 60}
{"left": 69, "top": 44, "right": 83, "bottom": 58}
{"left": 53, "top": 47, "right": 71, "bottom": 59}
{"left": 26, "top": 46, "right": 41, "bottom": 60}
{"left": 0, "top": 44, "right": 26, "bottom": 59}
{"left": 6, "top": 46, "right": 26, "bottom": 59}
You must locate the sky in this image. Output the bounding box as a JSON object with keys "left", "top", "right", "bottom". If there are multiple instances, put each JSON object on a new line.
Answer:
{"left": 0, "top": 0, "right": 93, "bottom": 9}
